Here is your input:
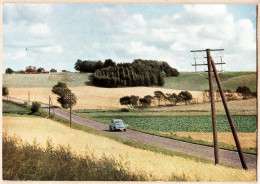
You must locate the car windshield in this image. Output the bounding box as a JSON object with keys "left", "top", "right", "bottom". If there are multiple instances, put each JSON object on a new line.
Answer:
{"left": 112, "top": 120, "right": 123, "bottom": 124}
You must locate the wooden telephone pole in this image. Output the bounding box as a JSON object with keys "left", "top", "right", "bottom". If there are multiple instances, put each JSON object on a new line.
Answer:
{"left": 190, "top": 48, "right": 247, "bottom": 169}
{"left": 65, "top": 93, "right": 73, "bottom": 128}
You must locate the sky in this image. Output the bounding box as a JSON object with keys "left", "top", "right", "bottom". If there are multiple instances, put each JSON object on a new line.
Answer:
{"left": 2, "top": 4, "right": 257, "bottom": 72}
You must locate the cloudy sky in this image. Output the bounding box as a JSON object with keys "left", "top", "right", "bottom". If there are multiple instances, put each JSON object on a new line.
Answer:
{"left": 3, "top": 4, "right": 257, "bottom": 72}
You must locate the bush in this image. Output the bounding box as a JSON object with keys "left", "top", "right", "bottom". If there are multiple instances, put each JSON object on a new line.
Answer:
{"left": 30, "top": 102, "right": 41, "bottom": 113}
{"left": 5, "top": 68, "right": 14, "bottom": 74}
{"left": 236, "top": 86, "right": 251, "bottom": 99}
{"left": 2, "top": 86, "right": 9, "bottom": 96}
{"left": 121, "top": 108, "right": 130, "bottom": 112}
{"left": 50, "top": 68, "right": 57, "bottom": 72}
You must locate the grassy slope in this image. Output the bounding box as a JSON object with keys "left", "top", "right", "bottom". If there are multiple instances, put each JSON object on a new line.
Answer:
{"left": 3, "top": 71, "right": 256, "bottom": 92}
{"left": 3, "top": 72, "right": 90, "bottom": 88}
{"left": 3, "top": 116, "right": 256, "bottom": 181}
{"left": 164, "top": 71, "right": 256, "bottom": 91}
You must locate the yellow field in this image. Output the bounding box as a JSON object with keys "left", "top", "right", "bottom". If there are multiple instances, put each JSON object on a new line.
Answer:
{"left": 162, "top": 132, "right": 256, "bottom": 149}
{"left": 3, "top": 116, "right": 256, "bottom": 181}
{"left": 8, "top": 87, "right": 203, "bottom": 109}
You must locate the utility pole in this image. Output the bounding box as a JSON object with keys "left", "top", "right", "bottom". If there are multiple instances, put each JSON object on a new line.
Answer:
{"left": 28, "top": 91, "right": 30, "bottom": 105}
{"left": 65, "top": 92, "right": 73, "bottom": 128}
{"left": 190, "top": 48, "right": 247, "bottom": 170}
{"left": 206, "top": 49, "right": 219, "bottom": 164}
{"left": 70, "top": 93, "right": 72, "bottom": 128}
{"left": 210, "top": 58, "right": 248, "bottom": 170}
{"left": 49, "top": 95, "right": 51, "bottom": 118}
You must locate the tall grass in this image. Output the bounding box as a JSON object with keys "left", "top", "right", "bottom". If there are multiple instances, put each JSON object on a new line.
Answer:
{"left": 2, "top": 134, "right": 147, "bottom": 181}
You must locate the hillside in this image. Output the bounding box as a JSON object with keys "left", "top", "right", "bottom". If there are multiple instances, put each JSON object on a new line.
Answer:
{"left": 3, "top": 72, "right": 90, "bottom": 88}
{"left": 164, "top": 71, "right": 256, "bottom": 92}
{"left": 3, "top": 71, "right": 256, "bottom": 92}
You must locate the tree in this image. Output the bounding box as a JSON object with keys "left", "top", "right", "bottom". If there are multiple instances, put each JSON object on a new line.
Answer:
{"left": 2, "top": 86, "right": 9, "bottom": 96}
{"left": 158, "top": 72, "right": 165, "bottom": 86}
{"left": 166, "top": 93, "right": 180, "bottom": 105}
{"left": 5, "top": 68, "right": 14, "bottom": 74}
{"left": 130, "top": 95, "right": 139, "bottom": 107}
{"left": 139, "top": 96, "right": 152, "bottom": 107}
{"left": 120, "top": 96, "right": 131, "bottom": 108}
{"left": 154, "top": 91, "right": 165, "bottom": 106}
{"left": 104, "top": 59, "right": 116, "bottom": 68}
{"left": 58, "top": 93, "right": 77, "bottom": 109}
{"left": 50, "top": 68, "right": 57, "bottom": 72}
{"left": 178, "top": 91, "right": 192, "bottom": 105}
{"left": 236, "top": 86, "right": 251, "bottom": 99}
{"left": 52, "top": 82, "right": 77, "bottom": 109}
{"left": 37, "top": 67, "right": 45, "bottom": 73}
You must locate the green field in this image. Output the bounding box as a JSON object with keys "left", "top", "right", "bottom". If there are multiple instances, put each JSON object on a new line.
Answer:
{"left": 3, "top": 72, "right": 90, "bottom": 88}
{"left": 3, "top": 71, "right": 256, "bottom": 92}
{"left": 164, "top": 71, "right": 256, "bottom": 92}
{"left": 78, "top": 111, "right": 256, "bottom": 133}
{"left": 2, "top": 100, "right": 29, "bottom": 114}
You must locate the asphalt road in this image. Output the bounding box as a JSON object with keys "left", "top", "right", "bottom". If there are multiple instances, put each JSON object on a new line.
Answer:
{"left": 3, "top": 97, "right": 257, "bottom": 170}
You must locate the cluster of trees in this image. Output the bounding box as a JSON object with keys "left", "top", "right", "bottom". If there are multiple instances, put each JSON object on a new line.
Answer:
{"left": 74, "top": 59, "right": 116, "bottom": 73}
{"left": 2, "top": 86, "right": 9, "bottom": 96}
{"left": 6, "top": 68, "right": 58, "bottom": 74}
{"left": 52, "top": 82, "right": 77, "bottom": 109}
{"left": 87, "top": 59, "right": 179, "bottom": 87}
{"left": 120, "top": 90, "right": 192, "bottom": 108}
{"left": 236, "top": 86, "right": 256, "bottom": 99}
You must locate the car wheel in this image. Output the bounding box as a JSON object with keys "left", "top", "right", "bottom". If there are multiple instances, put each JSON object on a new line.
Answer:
{"left": 109, "top": 126, "right": 112, "bottom": 131}
{"left": 124, "top": 129, "right": 126, "bottom": 132}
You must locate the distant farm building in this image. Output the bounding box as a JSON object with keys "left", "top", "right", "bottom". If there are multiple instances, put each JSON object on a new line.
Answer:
{"left": 25, "top": 66, "right": 37, "bottom": 74}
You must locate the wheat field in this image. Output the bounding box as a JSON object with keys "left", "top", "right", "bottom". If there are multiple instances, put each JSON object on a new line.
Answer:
{"left": 162, "top": 132, "right": 256, "bottom": 149}
{"left": 3, "top": 116, "right": 256, "bottom": 181}
{"left": 8, "top": 86, "right": 203, "bottom": 109}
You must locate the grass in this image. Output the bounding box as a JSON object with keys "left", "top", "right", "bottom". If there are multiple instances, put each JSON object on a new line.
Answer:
{"left": 164, "top": 71, "right": 256, "bottom": 92}
{"left": 3, "top": 72, "right": 90, "bottom": 88}
{"left": 3, "top": 116, "right": 256, "bottom": 181}
{"left": 3, "top": 71, "right": 256, "bottom": 92}
{"left": 2, "top": 100, "right": 30, "bottom": 114}
{"left": 3, "top": 134, "right": 146, "bottom": 181}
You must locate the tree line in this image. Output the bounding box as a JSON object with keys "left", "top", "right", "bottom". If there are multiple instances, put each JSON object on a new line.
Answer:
{"left": 77, "top": 59, "right": 179, "bottom": 87}
{"left": 120, "top": 90, "right": 192, "bottom": 108}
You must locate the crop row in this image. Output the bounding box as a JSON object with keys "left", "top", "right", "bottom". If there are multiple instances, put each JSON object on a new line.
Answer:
{"left": 95, "top": 115, "right": 256, "bottom": 133}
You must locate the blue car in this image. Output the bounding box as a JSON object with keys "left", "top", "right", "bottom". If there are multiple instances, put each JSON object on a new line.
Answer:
{"left": 109, "top": 119, "right": 126, "bottom": 131}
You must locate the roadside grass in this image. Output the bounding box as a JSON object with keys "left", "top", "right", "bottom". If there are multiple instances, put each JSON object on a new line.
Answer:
{"left": 2, "top": 100, "right": 30, "bottom": 114}
{"left": 3, "top": 134, "right": 146, "bottom": 181}
{"left": 3, "top": 116, "right": 256, "bottom": 181}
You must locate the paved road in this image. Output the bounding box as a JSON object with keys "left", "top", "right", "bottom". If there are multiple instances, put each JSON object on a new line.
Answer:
{"left": 4, "top": 97, "right": 257, "bottom": 170}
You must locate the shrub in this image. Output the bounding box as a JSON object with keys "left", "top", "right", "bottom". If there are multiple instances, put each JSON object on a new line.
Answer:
{"left": 30, "top": 102, "right": 41, "bottom": 113}
{"left": 236, "top": 86, "right": 251, "bottom": 99}
{"left": 50, "top": 68, "right": 57, "bottom": 72}
{"left": 121, "top": 108, "right": 130, "bottom": 112}
{"left": 178, "top": 91, "right": 192, "bottom": 105}
{"left": 5, "top": 68, "right": 14, "bottom": 74}
{"left": 2, "top": 86, "right": 9, "bottom": 96}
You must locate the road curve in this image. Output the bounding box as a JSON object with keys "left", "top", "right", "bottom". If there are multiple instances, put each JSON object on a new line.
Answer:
{"left": 3, "top": 97, "right": 257, "bottom": 170}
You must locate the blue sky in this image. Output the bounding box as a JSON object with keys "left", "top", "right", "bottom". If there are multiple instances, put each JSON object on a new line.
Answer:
{"left": 3, "top": 4, "right": 257, "bottom": 72}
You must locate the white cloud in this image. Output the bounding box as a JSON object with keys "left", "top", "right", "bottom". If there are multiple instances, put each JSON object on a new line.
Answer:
{"left": 40, "top": 45, "right": 63, "bottom": 54}
{"left": 29, "top": 23, "right": 51, "bottom": 35}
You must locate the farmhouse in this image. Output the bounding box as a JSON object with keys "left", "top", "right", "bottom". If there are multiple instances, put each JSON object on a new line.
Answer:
{"left": 25, "top": 66, "right": 37, "bottom": 74}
